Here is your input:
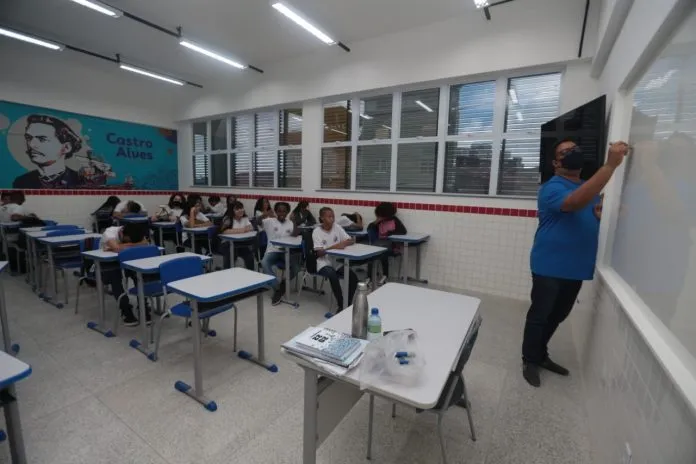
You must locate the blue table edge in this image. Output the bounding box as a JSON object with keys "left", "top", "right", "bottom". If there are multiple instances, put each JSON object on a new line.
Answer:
{"left": 166, "top": 277, "right": 276, "bottom": 302}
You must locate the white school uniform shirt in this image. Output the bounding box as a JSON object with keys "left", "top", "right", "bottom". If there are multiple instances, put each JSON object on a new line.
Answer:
{"left": 165, "top": 206, "right": 183, "bottom": 220}
{"left": 312, "top": 224, "right": 350, "bottom": 271}
{"left": 231, "top": 217, "right": 252, "bottom": 230}
{"left": 101, "top": 226, "right": 122, "bottom": 250}
{"left": 0, "top": 203, "right": 26, "bottom": 223}
{"left": 209, "top": 203, "right": 226, "bottom": 215}
{"left": 336, "top": 215, "right": 355, "bottom": 228}
{"left": 180, "top": 211, "right": 209, "bottom": 242}
{"left": 263, "top": 217, "right": 295, "bottom": 254}
{"left": 115, "top": 200, "right": 146, "bottom": 214}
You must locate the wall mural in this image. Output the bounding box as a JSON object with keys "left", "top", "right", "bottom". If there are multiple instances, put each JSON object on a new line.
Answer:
{"left": 0, "top": 100, "right": 178, "bottom": 190}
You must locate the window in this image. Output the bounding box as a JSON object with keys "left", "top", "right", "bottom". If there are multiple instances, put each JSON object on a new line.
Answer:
{"left": 498, "top": 73, "right": 561, "bottom": 196}
{"left": 190, "top": 107, "right": 303, "bottom": 189}
{"left": 443, "top": 141, "right": 492, "bottom": 194}
{"left": 360, "top": 95, "right": 392, "bottom": 140}
{"left": 448, "top": 81, "right": 495, "bottom": 135}
{"left": 397, "top": 142, "right": 438, "bottom": 192}
{"left": 321, "top": 101, "right": 353, "bottom": 189}
{"left": 321, "top": 147, "right": 351, "bottom": 189}
{"left": 356, "top": 145, "right": 391, "bottom": 190}
{"left": 401, "top": 88, "right": 440, "bottom": 138}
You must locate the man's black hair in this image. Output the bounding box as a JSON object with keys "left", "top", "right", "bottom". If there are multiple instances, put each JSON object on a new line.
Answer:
{"left": 319, "top": 207, "right": 332, "bottom": 217}
{"left": 274, "top": 201, "right": 291, "bottom": 212}
{"left": 208, "top": 195, "right": 221, "bottom": 204}
{"left": 26, "top": 114, "right": 82, "bottom": 158}
{"left": 552, "top": 138, "right": 577, "bottom": 156}
{"left": 122, "top": 222, "right": 145, "bottom": 243}
{"left": 126, "top": 201, "right": 142, "bottom": 214}
{"left": 10, "top": 191, "right": 25, "bottom": 204}
{"left": 168, "top": 193, "right": 186, "bottom": 208}
{"left": 375, "top": 202, "right": 396, "bottom": 218}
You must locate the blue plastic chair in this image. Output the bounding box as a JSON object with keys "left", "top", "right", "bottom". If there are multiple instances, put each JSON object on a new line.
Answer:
{"left": 74, "top": 236, "right": 102, "bottom": 315}
{"left": 151, "top": 257, "right": 236, "bottom": 361}
{"left": 41, "top": 230, "right": 86, "bottom": 308}
{"left": 42, "top": 220, "right": 58, "bottom": 227}
{"left": 117, "top": 245, "right": 163, "bottom": 303}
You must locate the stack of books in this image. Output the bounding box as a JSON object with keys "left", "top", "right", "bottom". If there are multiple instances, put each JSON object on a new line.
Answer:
{"left": 283, "top": 327, "right": 367, "bottom": 368}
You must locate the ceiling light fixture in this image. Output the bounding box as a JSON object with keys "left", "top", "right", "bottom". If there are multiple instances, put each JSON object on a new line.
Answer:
{"left": 415, "top": 100, "right": 434, "bottom": 113}
{"left": 473, "top": 0, "right": 490, "bottom": 8}
{"left": 119, "top": 64, "right": 185, "bottom": 86}
{"left": 179, "top": 39, "right": 247, "bottom": 69}
{"left": 68, "top": 0, "right": 123, "bottom": 17}
{"left": 360, "top": 114, "right": 373, "bottom": 120}
{"left": 508, "top": 89, "right": 518, "bottom": 104}
{"left": 0, "top": 26, "right": 64, "bottom": 51}
{"left": 271, "top": 2, "right": 335, "bottom": 45}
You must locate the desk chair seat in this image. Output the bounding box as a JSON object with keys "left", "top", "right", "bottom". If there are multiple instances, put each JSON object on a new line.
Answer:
{"left": 152, "top": 256, "right": 237, "bottom": 362}
{"left": 366, "top": 316, "right": 482, "bottom": 464}
{"left": 128, "top": 280, "right": 164, "bottom": 298}
{"left": 40, "top": 230, "right": 87, "bottom": 308}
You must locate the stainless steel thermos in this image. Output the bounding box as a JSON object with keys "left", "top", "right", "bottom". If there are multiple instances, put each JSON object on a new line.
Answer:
{"left": 351, "top": 282, "right": 369, "bottom": 339}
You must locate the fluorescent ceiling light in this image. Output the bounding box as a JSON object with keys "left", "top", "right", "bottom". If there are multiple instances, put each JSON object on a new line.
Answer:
{"left": 271, "top": 2, "right": 335, "bottom": 45}
{"left": 415, "top": 100, "right": 434, "bottom": 113}
{"left": 515, "top": 111, "right": 523, "bottom": 122}
{"left": 68, "top": 0, "right": 122, "bottom": 17}
{"left": 180, "top": 40, "right": 246, "bottom": 69}
{"left": 474, "top": 0, "right": 489, "bottom": 8}
{"left": 381, "top": 125, "right": 392, "bottom": 130}
{"left": 508, "top": 89, "right": 518, "bottom": 104}
{"left": 329, "top": 128, "right": 346, "bottom": 135}
{"left": 120, "top": 64, "right": 185, "bottom": 86}
{"left": 360, "top": 114, "right": 373, "bottom": 120}
{"left": 0, "top": 26, "right": 64, "bottom": 51}
{"left": 291, "top": 115, "right": 303, "bottom": 122}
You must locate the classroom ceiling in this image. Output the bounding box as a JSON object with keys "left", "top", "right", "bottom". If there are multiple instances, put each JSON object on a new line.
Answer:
{"left": 0, "top": 0, "right": 482, "bottom": 87}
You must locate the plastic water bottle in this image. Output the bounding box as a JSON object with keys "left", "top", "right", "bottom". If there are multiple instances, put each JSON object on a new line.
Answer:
{"left": 367, "top": 308, "right": 382, "bottom": 341}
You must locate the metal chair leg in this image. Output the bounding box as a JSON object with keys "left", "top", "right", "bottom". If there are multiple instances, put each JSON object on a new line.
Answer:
{"left": 152, "top": 312, "right": 168, "bottom": 361}
{"left": 61, "top": 269, "right": 69, "bottom": 305}
{"left": 74, "top": 277, "right": 83, "bottom": 314}
{"left": 437, "top": 414, "right": 448, "bottom": 464}
{"left": 367, "top": 394, "right": 375, "bottom": 460}
{"left": 233, "top": 305, "right": 238, "bottom": 352}
{"left": 461, "top": 377, "right": 476, "bottom": 441}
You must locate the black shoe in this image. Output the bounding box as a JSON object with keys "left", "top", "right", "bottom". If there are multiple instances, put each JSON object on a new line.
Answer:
{"left": 271, "top": 289, "right": 283, "bottom": 306}
{"left": 121, "top": 305, "right": 139, "bottom": 327}
{"left": 145, "top": 310, "right": 152, "bottom": 326}
{"left": 541, "top": 358, "right": 570, "bottom": 376}
{"left": 523, "top": 362, "right": 541, "bottom": 387}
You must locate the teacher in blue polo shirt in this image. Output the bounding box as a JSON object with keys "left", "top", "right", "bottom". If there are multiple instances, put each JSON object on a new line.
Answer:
{"left": 522, "top": 138, "right": 629, "bottom": 387}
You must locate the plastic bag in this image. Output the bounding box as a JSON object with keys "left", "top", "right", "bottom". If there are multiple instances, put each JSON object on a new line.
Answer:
{"left": 359, "top": 329, "right": 426, "bottom": 390}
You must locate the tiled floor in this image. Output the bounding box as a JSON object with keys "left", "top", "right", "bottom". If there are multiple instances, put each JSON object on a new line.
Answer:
{"left": 0, "top": 273, "right": 593, "bottom": 464}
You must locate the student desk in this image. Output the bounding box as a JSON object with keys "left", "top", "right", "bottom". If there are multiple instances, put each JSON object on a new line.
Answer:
{"left": 24, "top": 228, "right": 85, "bottom": 294}
{"left": 121, "top": 253, "right": 211, "bottom": 359}
{"left": 36, "top": 233, "right": 101, "bottom": 308}
{"left": 218, "top": 231, "right": 257, "bottom": 269}
{"left": 166, "top": 268, "right": 277, "bottom": 410}
{"left": 269, "top": 235, "right": 302, "bottom": 308}
{"left": 117, "top": 216, "right": 149, "bottom": 224}
{"left": 388, "top": 233, "right": 430, "bottom": 285}
{"left": 0, "top": 262, "right": 19, "bottom": 355}
{"left": 0, "top": 351, "right": 31, "bottom": 464}
{"left": 0, "top": 222, "right": 20, "bottom": 268}
{"left": 151, "top": 221, "right": 178, "bottom": 247}
{"left": 345, "top": 228, "right": 368, "bottom": 239}
{"left": 281, "top": 283, "right": 481, "bottom": 464}
{"left": 182, "top": 226, "right": 215, "bottom": 255}
{"left": 326, "top": 243, "right": 386, "bottom": 311}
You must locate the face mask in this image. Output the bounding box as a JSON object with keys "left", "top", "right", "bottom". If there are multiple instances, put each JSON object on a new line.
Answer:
{"left": 560, "top": 146, "right": 584, "bottom": 170}
{"left": 172, "top": 201, "right": 182, "bottom": 208}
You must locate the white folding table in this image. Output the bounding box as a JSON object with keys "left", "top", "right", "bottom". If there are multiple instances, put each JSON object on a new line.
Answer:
{"left": 326, "top": 243, "right": 386, "bottom": 311}
{"left": 389, "top": 233, "right": 430, "bottom": 285}
{"left": 218, "top": 231, "right": 257, "bottom": 269}
{"left": 121, "top": 253, "right": 211, "bottom": 360}
{"left": 269, "top": 235, "right": 302, "bottom": 307}
{"left": 166, "top": 268, "right": 277, "bottom": 410}
{"left": 0, "top": 351, "right": 31, "bottom": 464}
{"left": 36, "top": 233, "right": 101, "bottom": 308}
{"left": 281, "top": 283, "right": 481, "bottom": 464}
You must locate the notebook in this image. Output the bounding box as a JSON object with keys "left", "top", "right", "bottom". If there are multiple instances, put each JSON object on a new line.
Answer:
{"left": 283, "top": 327, "right": 367, "bottom": 368}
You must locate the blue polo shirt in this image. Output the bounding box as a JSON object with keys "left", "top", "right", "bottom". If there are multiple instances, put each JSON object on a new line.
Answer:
{"left": 530, "top": 176, "right": 600, "bottom": 281}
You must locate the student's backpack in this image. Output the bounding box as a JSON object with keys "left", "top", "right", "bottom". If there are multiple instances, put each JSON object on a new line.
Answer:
{"left": 301, "top": 229, "right": 318, "bottom": 275}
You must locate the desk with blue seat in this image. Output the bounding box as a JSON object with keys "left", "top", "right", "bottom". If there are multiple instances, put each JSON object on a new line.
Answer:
{"left": 269, "top": 235, "right": 303, "bottom": 307}
{"left": 218, "top": 231, "right": 257, "bottom": 269}
{"left": 326, "top": 243, "right": 387, "bottom": 311}
{"left": 165, "top": 267, "right": 277, "bottom": 410}
{"left": 388, "top": 233, "right": 430, "bottom": 285}
{"left": 23, "top": 226, "right": 85, "bottom": 293}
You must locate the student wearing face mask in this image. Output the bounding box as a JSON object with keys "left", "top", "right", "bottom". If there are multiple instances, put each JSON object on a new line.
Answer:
{"left": 521, "top": 139, "right": 629, "bottom": 388}
{"left": 151, "top": 193, "right": 187, "bottom": 246}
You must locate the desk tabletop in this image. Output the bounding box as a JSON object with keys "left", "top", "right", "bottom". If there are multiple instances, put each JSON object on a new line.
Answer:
{"left": 0, "top": 351, "right": 32, "bottom": 390}
{"left": 183, "top": 226, "right": 215, "bottom": 233}
{"left": 151, "top": 221, "right": 177, "bottom": 227}
{"left": 388, "top": 233, "right": 430, "bottom": 243}
{"left": 0, "top": 222, "right": 21, "bottom": 228}
{"left": 37, "top": 233, "right": 101, "bottom": 244}
{"left": 82, "top": 247, "right": 165, "bottom": 262}
{"left": 270, "top": 236, "right": 302, "bottom": 248}
{"left": 20, "top": 226, "right": 48, "bottom": 233}
{"left": 167, "top": 267, "right": 275, "bottom": 302}
{"left": 0, "top": 261, "right": 7, "bottom": 274}
{"left": 282, "top": 283, "right": 480, "bottom": 409}
{"left": 118, "top": 216, "right": 150, "bottom": 223}
{"left": 326, "top": 243, "right": 386, "bottom": 260}
{"left": 346, "top": 228, "right": 368, "bottom": 237}
{"left": 219, "top": 231, "right": 257, "bottom": 241}
{"left": 122, "top": 252, "right": 210, "bottom": 273}
{"left": 25, "top": 229, "right": 84, "bottom": 238}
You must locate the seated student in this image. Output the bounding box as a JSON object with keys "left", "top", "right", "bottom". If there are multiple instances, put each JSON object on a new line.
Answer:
{"left": 1, "top": 191, "right": 11, "bottom": 206}
{"left": 0, "top": 191, "right": 34, "bottom": 223}
{"left": 207, "top": 195, "right": 226, "bottom": 215}
{"left": 112, "top": 199, "right": 147, "bottom": 218}
{"left": 336, "top": 212, "right": 364, "bottom": 231}
{"left": 290, "top": 201, "right": 317, "bottom": 227}
{"left": 0, "top": 191, "right": 38, "bottom": 269}
{"left": 101, "top": 222, "right": 150, "bottom": 326}
{"left": 253, "top": 197, "right": 273, "bottom": 230}
{"left": 312, "top": 207, "right": 358, "bottom": 312}
{"left": 92, "top": 196, "right": 120, "bottom": 232}
{"left": 260, "top": 202, "right": 299, "bottom": 305}
{"left": 219, "top": 201, "right": 255, "bottom": 270}
{"left": 150, "top": 193, "right": 186, "bottom": 246}
{"left": 179, "top": 195, "right": 214, "bottom": 254}
{"left": 367, "top": 202, "right": 407, "bottom": 285}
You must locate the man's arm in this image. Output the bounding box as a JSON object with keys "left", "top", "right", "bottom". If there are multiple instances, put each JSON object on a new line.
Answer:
{"left": 561, "top": 142, "right": 629, "bottom": 212}
{"left": 105, "top": 239, "right": 148, "bottom": 252}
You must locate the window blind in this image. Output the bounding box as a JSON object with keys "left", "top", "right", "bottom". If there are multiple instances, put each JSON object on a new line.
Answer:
{"left": 279, "top": 108, "right": 303, "bottom": 146}
{"left": 324, "top": 101, "right": 352, "bottom": 143}
{"left": 356, "top": 145, "right": 391, "bottom": 190}
{"left": 210, "top": 119, "right": 227, "bottom": 151}
{"left": 233, "top": 114, "right": 253, "bottom": 150}
{"left": 401, "top": 88, "right": 440, "bottom": 138}
{"left": 210, "top": 153, "right": 228, "bottom": 186}
{"left": 253, "top": 150, "right": 275, "bottom": 187}
{"left": 360, "top": 94, "right": 392, "bottom": 140}
{"left": 505, "top": 73, "right": 561, "bottom": 132}
{"left": 192, "top": 122, "right": 206, "bottom": 152}
{"left": 395, "top": 142, "right": 438, "bottom": 192}
{"left": 448, "top": 81, "right": 496, "bottom": 135}
{"left": 255, "top": 112, "right": 275, "bottom": 149}
{"left": 192, "top": 153, "right": 208, "bottom": 185}
{"left": 497, "top": 138, "right": 541, "bottom": 196}
{"left": 321, "top": 147, "right": 351, "bottom": 189}
{"left": 443, "top": 141, "right": 492, "bottom": 194}
{"left": 278, "top": 149, "right": 302, "bottom": 188}
{"left": 231, "top": 153, "right": 250, "bottom": 186}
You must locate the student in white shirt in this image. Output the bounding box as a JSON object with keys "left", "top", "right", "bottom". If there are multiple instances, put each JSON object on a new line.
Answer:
{"left": 100, "top": 222, "right": 149, "bottom": 326}
{"left": 253, "top": 197, "right": 273, "bottom": 232}
{"left": 150, "top": 193, "right": 186, "bottom": 246}
{"left": 207, "top": 195, "right": 226, "bottom": 215}
{"left": 219, "top": 201, "right": 255, "bottom": 270}
{"left": 112, "top": 199, "right": 147, "bottom": 219}
{"left": 335, "top": 212, "right": 364, "bottom": 231}
{"left": 260, "top": 202, "right": 299, "bottom": 305}
{"left": 1, "top": 191, "right": 11, "bottom": 206}
{"left": 0, "top": 191, "right": 32, "bottom": 223}
{"left": 312, "top": 207, "right": 358, "bottom": 312}
{"left": 179, "top": 194, "right": 214, "bottom": 254}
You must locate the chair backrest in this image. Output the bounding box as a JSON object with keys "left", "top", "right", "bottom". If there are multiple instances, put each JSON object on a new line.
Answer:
{"left": 159, "top": 256, "right": 204, "bottom": 286}
{"left": 123, "top": 214, "right": 146, "bottom": 219}
{"left": 42, "top": 220, "right": 58, "bottom": 226}
{"left": 118, "top": 244, "right": 160, "bottom": 264}
{"left": 301, "top": 229, "right": 318, "bottom": 274}
{"left": 46, "top": 229, "right": 86, "bottom": 237}
{"left": 79, "top": 236, "right": 101, "bottom": 252}
{"left": 44, "top": 225, "right": 80, "bottom": 231}
{"left": 367, "top": 226, "right": 379, "bottom": 245}
{"left": 258, "top": 230, "right": 268, "bottom": 247}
